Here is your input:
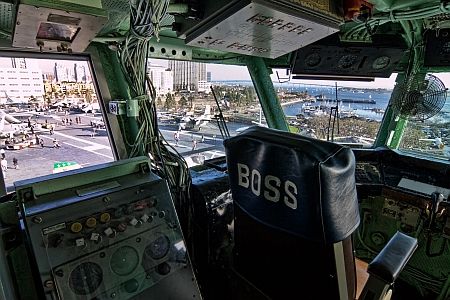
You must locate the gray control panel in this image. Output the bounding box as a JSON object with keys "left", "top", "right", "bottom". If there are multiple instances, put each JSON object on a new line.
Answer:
{"left": 16, "top": 157, "right": 201, "bottom": 300}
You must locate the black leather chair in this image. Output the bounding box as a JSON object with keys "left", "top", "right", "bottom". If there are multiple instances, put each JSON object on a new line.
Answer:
{"left": 223, "top": 126, "right": 417, "bottom": 300}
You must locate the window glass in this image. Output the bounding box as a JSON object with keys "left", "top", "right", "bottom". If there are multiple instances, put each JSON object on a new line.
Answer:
{"left": 150, "top": 59, "right": 258, "bottom": 167}
{"left": 151, "top": 59, "right": 400, "bottom": 166}
{"left": 0, "top": 56, "right": 114, "bottom": 192}
{"left": 399, "top": 73, "right": 450, "bottom": 160}
{"left": 276, "top": 73, "right": 396, "bottom": 147}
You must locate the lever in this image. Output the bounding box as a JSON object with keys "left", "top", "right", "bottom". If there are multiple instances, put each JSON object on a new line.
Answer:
{"left": 425, "top": 192, "right": 447, "bottom": 257}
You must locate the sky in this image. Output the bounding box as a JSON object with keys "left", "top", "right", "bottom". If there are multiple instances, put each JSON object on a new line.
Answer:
{"left": 0, "top": 57, "right": 90, "bottom": 74}
{"left": 150, "top": 58, "right": 450, "bottom": 90}
{"left": 2, "top": 56, "right": 450, "bottom": 90}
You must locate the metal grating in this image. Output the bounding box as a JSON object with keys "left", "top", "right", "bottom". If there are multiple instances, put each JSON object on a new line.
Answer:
{"left": 0, "top": 2, "right": 14, "bottom": 32}
{"left": 99, "top": 0, "right": 175, "bottom": 37}
{"left": 101, "top": 0, "right": 129, "bottom": 11}
{"left": 99, "top": 0, "right": 130, "bottom": 35}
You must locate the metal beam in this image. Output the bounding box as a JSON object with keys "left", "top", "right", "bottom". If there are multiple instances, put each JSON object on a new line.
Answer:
{"left": 246, "top": 57, "right": 289, "bottom": 131}
{"left": 88, "top": 43, "right": 140, "bottom": 157}
{"left": 374, "top": 73, "right": 404, "bottom": 148}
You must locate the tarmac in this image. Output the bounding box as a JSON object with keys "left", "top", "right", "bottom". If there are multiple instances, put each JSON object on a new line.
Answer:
{"left": 0, "top": 112, "right": 241, "bottom": 192}
{"left": 1, "top": 112, "right": 113, "bottom": 192}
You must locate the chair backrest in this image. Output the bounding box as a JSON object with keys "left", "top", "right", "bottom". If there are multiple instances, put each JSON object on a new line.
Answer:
{"left": 224, "top": 126, "right": 361, "bottom": 300}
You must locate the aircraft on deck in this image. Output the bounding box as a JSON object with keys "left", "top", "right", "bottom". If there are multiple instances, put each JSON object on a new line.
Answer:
{"left": 0, "top": 110, "right": 29, "bottom": 139}
{"left": 419, "top": 137, "right": 450, "bottom": 158}
{"left": 0, "top": 91, "right": 27, "bottom": 107}
{"left": 177, "top": 105, "right": 212, "bottom": 131}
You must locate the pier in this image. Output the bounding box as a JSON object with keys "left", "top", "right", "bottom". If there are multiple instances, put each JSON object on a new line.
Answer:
{"left": 315, "top": 97, "right": 376, "bottom": 104}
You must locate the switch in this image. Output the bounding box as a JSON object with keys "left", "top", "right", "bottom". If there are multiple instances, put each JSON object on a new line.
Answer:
{"left": 141, "top": 214, "right": 150, "bottom": 223}
{"left": 129, "top": 217, "right": 139, "bottom": 226}
{"left": 75, "top": 238, "right": 85, "bottom": 247}
{"left": 104, "top": 227, "right": 115, "bottom": 237}
{"left": 90, "top": 232, "right": 100, "bottom": 241}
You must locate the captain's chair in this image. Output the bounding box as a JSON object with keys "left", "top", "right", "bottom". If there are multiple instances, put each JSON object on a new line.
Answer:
{"left": 224, "top": 126, "right": 417, "bottom": 300}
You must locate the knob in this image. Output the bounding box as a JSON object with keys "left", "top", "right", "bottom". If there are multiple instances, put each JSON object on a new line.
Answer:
{"left": 116, "top": 222, "right": 127, "bottom": 232}
{"left": 123, "top": 279, "right": 139, "bottom": 293}
{"left": 100, "top": 213, "right": 111, "bottom": 223}
{"left": 85, "top": 217, "right": 97, "bottom": 228}
{"left": 70, "top": 222, "right": 83, "bottom": 233}
{"left": 157, "top": 262, "right": 171, "bottom": 275}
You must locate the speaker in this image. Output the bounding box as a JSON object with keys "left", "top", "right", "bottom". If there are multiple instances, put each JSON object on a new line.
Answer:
{"left": 292, "top": 37, "right": 407, "bottom": 79}
{"left": 424, "top": 29, "right": 450, "bottom": 67}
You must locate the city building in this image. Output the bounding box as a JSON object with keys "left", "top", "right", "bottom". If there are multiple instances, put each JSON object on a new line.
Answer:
{"left": 11, "top": 58, "right": 27, "bottom": 69}
{"left": 54, "top": 62, "right": 89, "bottom": 83}
{"left": 54, "top": 62, "right": 69, "bottom": 82}
{"left": 169, "top": 61, "right": 206, "bottom": 92}
{"left": 207, "top": 71, "right": 212, "bottom": 82}
{"left": 74, "top": 64, "right": 87, "bottom": 82}
{"left": 148, "top": 64, "right": 173, "bottom": 96}
{"left": 0, "top": 68, "right": 44, "bottom": 102}
{"left": 198, "top": 80, "right": 211, "bottom": 93}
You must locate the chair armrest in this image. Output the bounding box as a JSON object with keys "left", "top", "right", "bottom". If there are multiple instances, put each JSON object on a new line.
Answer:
{"left": 367, "top": 231, "right": 418, "bottom": 283}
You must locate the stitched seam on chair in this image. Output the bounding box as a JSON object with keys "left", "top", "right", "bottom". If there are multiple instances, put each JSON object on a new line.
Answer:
{"left": 322, "top": 146, "right": 348, "bottom": 164}
{"left": 318, "top": 160, "right": 326, "bottom": 243}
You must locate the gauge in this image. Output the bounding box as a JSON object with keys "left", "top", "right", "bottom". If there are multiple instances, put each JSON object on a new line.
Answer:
{"left": 372, "top": 56, "right": 391, "bottom": 70}
{"left": 144, "top": 234, "right": 170, "bottom": 260}
{"left": 69, "top": 262, "right": 103, "bottom": 295}
{"left": 338, "top": 54, "right": 358, "bottom": 69}
{"left": 305, "top": 53, "right": 321, "bottom": 67}
{"left": 110, "top": 246, "right": 139, "bottom": 276}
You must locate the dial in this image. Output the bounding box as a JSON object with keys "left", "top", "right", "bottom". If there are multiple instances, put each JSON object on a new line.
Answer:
{"left": 144, "top": 234, "right": 170, "bottom": 260}
{"left": 338, "top": 54, "right": 358, "bottom": 69}
{"left": 69, "top": 262, "right": 103, "bottom": 295}
{"left": 372, "top": 56, "right": 391, "bottom": 70}
{"left": 110, "top": 246, "right": 139, "bottom": 276}
{"left": 305, "top": 53, "right": 321, "bottom": 67}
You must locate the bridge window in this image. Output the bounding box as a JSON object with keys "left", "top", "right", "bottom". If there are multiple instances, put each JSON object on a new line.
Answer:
{"left": 398, "top": 73, "right": 450, "bottom": 161}
{"left": 275, "top": 74, "right": 396, "bottom": 148}
{"left": 150, "top": 58, "right": 256, "bottom": 167}
{"left": 0, "top": 54, "right": 115, "bottom": 192}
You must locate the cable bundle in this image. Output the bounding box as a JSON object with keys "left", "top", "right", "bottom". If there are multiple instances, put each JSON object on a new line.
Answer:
{"left": 117, "top": 0, "right": 191, "bottom": 214}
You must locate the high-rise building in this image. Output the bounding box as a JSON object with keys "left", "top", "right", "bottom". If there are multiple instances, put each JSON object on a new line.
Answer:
{"left": 168, "top": 61, "right": 207, "bottom": 92}
{"left": 148, "top": 64, "right": 173, "bottom": 96}
{"left": 11, "top": 58, "right": 27, "bottom": 69}
{"left": 0, "top": 68, "right": 44, "bottom": 102}
{"left": 74, "top": 64, "right": 87, "bottom": 82}
{"left": 207, "top": 71, "right": 212, "bottom": 82}
{"left": 54, "top": 62, "right": 69, "bottom": 82}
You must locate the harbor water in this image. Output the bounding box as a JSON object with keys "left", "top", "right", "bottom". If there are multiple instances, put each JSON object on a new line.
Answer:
{"left": 282, "top": 88, "right": 392, "bottom": 121}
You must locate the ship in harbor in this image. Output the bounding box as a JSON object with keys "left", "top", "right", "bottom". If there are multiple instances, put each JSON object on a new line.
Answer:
{"left": 315, "top": 94, "right": 376, "bottom": 104}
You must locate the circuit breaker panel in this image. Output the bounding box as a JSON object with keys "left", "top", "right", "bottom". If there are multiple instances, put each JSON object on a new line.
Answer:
{"left": 16, "top": 157, "right": 201, "bottom": 300}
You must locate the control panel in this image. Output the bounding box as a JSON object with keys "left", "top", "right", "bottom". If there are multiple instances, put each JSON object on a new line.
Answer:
{"left": 356, "top": 187, "right": 450, "bottom": 298}
{"left": 16, "top": 157, "right": 201, "bottom": 300}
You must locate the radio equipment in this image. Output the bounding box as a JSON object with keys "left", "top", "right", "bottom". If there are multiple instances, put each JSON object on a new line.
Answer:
{"left": 16, "top": 157, "right": 201, "bottom": 300}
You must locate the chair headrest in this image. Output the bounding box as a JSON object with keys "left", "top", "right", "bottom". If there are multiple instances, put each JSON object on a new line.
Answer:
{"left": 224, "top": 126, "right": 360, "bottom": 244}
